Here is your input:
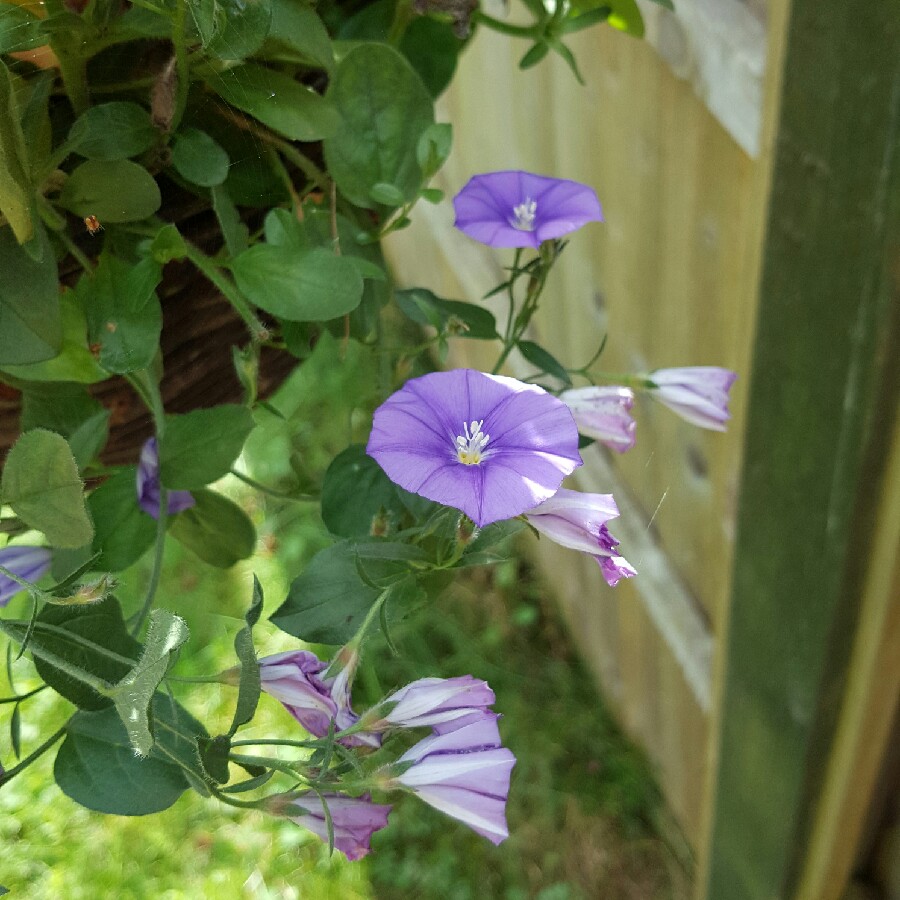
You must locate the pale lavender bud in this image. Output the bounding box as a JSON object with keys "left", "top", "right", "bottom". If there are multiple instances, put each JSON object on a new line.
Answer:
{"left": 647, "top": 367, "right": 737, "bottom": 431}
{"left": 364, "top": 675, "right": 495, "bottom": 732}
{"left": 259, "top": 650, "right": 380, "bottom": 749}
{"left": 136, "top": 438, "right": 195, "bottom": 519}
{"left": 393, "top": 712, "right": 516, "bottom": 845}
{"left": 524, "top": 488, "right": 636, "bottom": 587}
{"left": 558, "top": 386, "right": 636, "bottom": 452}
{"left": 284, "top": 793, "right": 391, "bottom": 861}
{"left": 0, "top": 545, "right": 51, "bottom": 607}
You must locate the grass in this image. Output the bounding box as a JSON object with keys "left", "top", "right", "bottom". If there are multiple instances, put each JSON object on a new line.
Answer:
{"left": 0, "top": 336, "right": 689, "bottom": 898}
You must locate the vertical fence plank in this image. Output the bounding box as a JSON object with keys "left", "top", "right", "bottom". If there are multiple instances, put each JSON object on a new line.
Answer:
{"left": 702, "top": 1, "right": 900, "bottom": 896}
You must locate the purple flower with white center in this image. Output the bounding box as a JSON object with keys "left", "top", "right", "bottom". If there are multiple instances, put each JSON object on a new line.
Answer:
{"left": 259, "top": 650, "right": 380, "bottom": 749}
{"left": 647, "top": 367, "right": 737, "bottom": 432}
{"left": 523, "top": 488, "right": 636, "bottom": 587}
{"left": 453, "top": 171, "right": 603, "bottom": 249}
{"left": 390, "top": 711, "right": 516, "bottom": 845}
{"left": 285, "top": 793, "right": 391, "bottom": 861}
{"left": 136, "top": 438, "right": 195, "bottom": 519}
{"left": 559, "top": 386, "right": 636, "bottom": 453}
{"left": 362, "top": 675, "right": 495, "bottom": 732}
{"left": 366, "top": 369, "right": 582, "bottom": 527}
{"left": 0, "top": 545, "right": 51, "bottom": 607}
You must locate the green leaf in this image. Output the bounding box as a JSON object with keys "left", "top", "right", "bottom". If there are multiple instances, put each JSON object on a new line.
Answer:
{"left": 30, "top": 595, "right": 140, "bottom": 710}
{"left": 228, "top": 575, "right": 263, "bottom": 735}
{"left": 400, "top": 16, "right": 461, "bottom": 99}
{"left": 1, "top": 429, "right": 93, "bottom": 548}
{"left": 561, "top": 5, "right": 612, "bottom": 33}
{"left": 1, "top": 290, "right": 108, "bottom": 384}
{"left": 519, "top": 41, "right": 550, "bottom": 70}
{"left": 0, "top": 219, "right": 60, "bottom": 365}
{"left": 605, "top": 0, "right": 645, "bottom": 36}
{"left": 231, "top": 246, "right": 363, "bottom": 321}
{"left": 200, "top": 0, "right": 272, "bottom": 60}
{"left": 209, "top": 63, "right": 339, "bottom": 141}
{"left": 170, "top": 127, "right": 229, "bottom": 187}
{"left": 270, "top": 540, "right": 409, "bottom": 644}
{"left": 0, "top": 5, "right": 45, "bottom": 52}
{"left": 396, "top": 288, "right": 499, "bottom": 339}
{"left": 74, "top": 253, "right": 162, "bottom": 374}
{"left": 0, "top": 59, "right": 32, "bottom": 243}
{"left": 197, "top": 734, "right": 231, "bottom": 783}
{"left": 88, "top": 466, "right": 157, "bottom": 572}
{"left": 54, "top": 694, "right": 206, "bottom": 815}
{"left": 517, "top": 339, "right": 573, "bottom": 386}
{"left": 68, "top": 102, "right": 158, "bottom": 161}
{"left": 323, "top": 44, "right": 434, "bottom": 209}
{"left": 416, "top": 123, "right": 452, "bottom": 179}
{"left": 321, "top": 444, "right": 408, "bottom": 538}
{"left": 109, "top": 608, "right": 189, "bottom": 755}
{"left": 261, "top": 0, "right": 333, "bottom": 70}
{"left": 168, "top": 488, "right": 256, "bottom": 568}
{"left": 158, "top": 405, "right": 255, "bottom": 489}
{"left": 369, "top": 182, "right": 405, "bottom": 207}
{"left": 211, "top": 183, "right": 248, "bottom": 257}
{"left": 149, "top": 223, "right": 187, "bottom": 264}
{"left": 58, "top": 159, "right": 162, "bottom": 223}
{"left": 20, "top": 383, "right": 109, "bottom": 469}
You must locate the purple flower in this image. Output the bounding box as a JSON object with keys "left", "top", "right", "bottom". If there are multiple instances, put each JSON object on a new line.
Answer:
{"left": 363, "top": 675, "right": 496, "bottom": 732}
{"left": 285, "top": 793, "right": 391, "bottom": 861}
{"left": 647, "top": 367, "right": 737, "bottom": 432}
{"left": 0, "top": 545, "right": 51, "bottom": 607}
{"left": 259, "top": 650, "right": 380, "bottom": 749}
{"left": 523, "top": 488, "right": 636, "bottom": 587}
{"left": 392, "top": 712, "right": 515, "bottom": 845}
{"left": 136, "top": 438, "right": 195, "bottom": 519}
{"left": 366, "top": 369, "right": 582, "bottom": 527}
{"left": 559, "top": 386, "right": 636, "bottom": 452}
{"left": 453, "top": 171, "right": 603, "bottom": 249}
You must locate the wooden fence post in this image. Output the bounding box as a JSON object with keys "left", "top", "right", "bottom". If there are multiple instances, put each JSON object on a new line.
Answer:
{"left": 701, "top": 1, "right": 899, "bottom": 897}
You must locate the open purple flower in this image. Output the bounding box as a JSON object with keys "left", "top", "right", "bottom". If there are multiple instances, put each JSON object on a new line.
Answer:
{"left": 391, "top": 712, "right": 515, "bottom": 845}
{"left": 453, "top": 171, "right": 603, "bottom": 249}
{"left": 259, "top": 650, "right": 380, "bottom": 749}
{"left": 362, "top": 675, "right": 496, "bottom": 732}
{"left": 366, "top": 369, "right": 582, "bottom": 527}
{"left": 285, "top": 793, "right": 391, "bottom": 861}
{"left": 523, "top": 488, "right": 636, "bottom": 587}
{"left": 0, "top": 545, "right": 51, "bottom": 607}
{"left": 136, "top": 438, "right": 195, "bottom": 519}
{"left": 647, "top": 367, "right": 737, "bottom": 432}
{"left": 559, "top": 386, "right": 636, "bottom": 452}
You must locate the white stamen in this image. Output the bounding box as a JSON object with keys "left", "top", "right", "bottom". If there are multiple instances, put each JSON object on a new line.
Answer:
{"left": 455, "top": 420, "right": 490, "bottom": 465}
{"left": 510, "top": 197, "right": 537, "bottom": 231}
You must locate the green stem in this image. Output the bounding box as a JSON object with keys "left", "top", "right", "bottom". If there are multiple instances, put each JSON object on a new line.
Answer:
{"left": 229, "top": 469, "right": 318, "bottom": 503}
{"left": 0, "top": 685, "right": 46, "bottom": 705}
{"left": 230, "top": 737, "right": 317, "bottom": 749}
{"left": 56, "top": 228, "right": 94, "bottom": 274}
{"left": 0, "top": 725, "right": 66, "bottom": 788}
{"left": 183, "top": 243, "right": 268, "bottom": 341}
{"left": 387, "top": 0, "right": 414, "bottom": 44}
{"left": 1, "top": 620, "right": 136, "bottom": 666}
{"left": 472, "top": 9, "right": 539, "bottom": 38}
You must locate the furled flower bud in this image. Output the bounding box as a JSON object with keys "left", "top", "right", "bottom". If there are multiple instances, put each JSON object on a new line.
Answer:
{"left": 558, "top": 385, "right": 636, "bottom": 452}
{"left": 259, "top": 650, "right": 380, "bottom": 749}
{"left": 523, "top": 488, "right": 636, "bottom": 587}
{"left": 389, "top": 712, "right": 516, "bottom": 845}
{"left": 647, "top": 367, "right": 737, "bottom": 431}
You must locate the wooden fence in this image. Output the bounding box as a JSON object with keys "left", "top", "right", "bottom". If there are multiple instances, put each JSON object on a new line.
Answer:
{"left": 385, "top": 1, "right": 899, "bottom": 896}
